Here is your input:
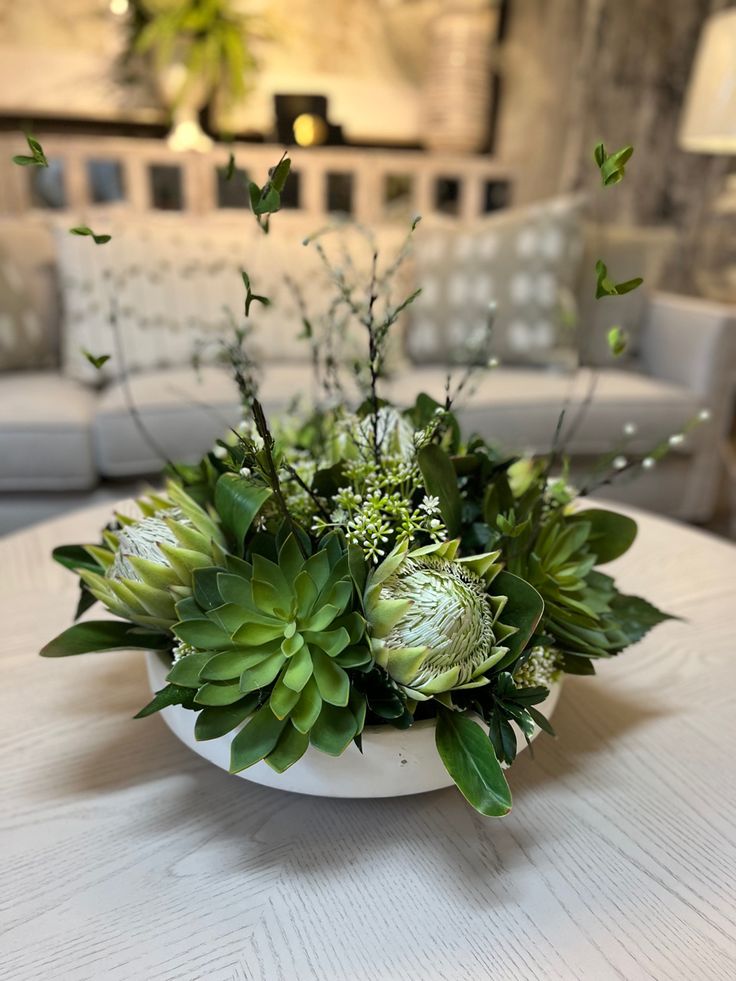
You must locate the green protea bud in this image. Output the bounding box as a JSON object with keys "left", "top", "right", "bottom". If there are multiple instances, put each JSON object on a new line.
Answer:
{"left": 365, "top": 540, "right": 516, "bottom": 700}
{"left": 79, "top": 481, "right": 226, "bottom": 629}
{"left": 167, "top": 532, "right": 372, "bottom": 773}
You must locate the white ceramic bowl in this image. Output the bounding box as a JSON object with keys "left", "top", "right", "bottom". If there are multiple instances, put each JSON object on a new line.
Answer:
{"left": 146, "top": 651, "right": 562, "bottom": 798}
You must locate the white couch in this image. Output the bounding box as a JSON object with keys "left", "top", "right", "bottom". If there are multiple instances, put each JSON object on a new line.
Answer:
{"left": 1, "top": 210, "right": 734, "bottom": 535}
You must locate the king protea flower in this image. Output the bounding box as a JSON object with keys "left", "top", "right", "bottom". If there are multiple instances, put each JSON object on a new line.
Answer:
{"left": 364, "top": 540, "right": 515, "bottom": 699}
{"left": 79, "top": 482, "right": 226, "bottom": 630}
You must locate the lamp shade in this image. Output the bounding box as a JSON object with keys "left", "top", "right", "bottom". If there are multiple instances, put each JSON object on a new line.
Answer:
{"left": 679, "top": 8, "right": 736, "bottom": 154}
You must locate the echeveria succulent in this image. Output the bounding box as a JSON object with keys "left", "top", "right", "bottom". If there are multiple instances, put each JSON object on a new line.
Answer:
{"left": 79, "top": 482, "right": 226, "bottom": 629}
{"left": 167, "top": 532, "right": 372, "bottom": 772}
{"left": 364, "top": 539, "right": 516, "bottom": 700}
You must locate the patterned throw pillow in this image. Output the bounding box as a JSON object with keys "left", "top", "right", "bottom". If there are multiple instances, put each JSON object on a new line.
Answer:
{"left": 407, "top": 196, "right": 585, "bottom": 368}
{"left": 55, "top": 217, "right": 411, "bottom": 384}
{"left": 0, "top": 219, "right": 59, "bottom": 372}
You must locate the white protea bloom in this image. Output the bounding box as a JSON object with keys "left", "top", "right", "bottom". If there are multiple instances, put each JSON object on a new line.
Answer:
{"left": 364, "top": 540, "right": 516, "bottom": 699}
{"left": 108, "top": 513, "right": 181, "bottom": 582}
{"left": 79, "top": 482, "right": 225, "bottom": 629}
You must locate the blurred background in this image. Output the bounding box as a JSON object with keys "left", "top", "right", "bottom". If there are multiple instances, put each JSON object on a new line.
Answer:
{"left": 0, "top": 0, "right": 735, "bottom": 537}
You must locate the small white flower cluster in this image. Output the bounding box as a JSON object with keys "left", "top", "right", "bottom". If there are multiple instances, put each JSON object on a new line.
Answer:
{"left": 314, "top": 487, "right": 445, "bottom": 561}
{"left": 513, "top": 646, "right": 561, "bottom": 689}
{"left": 172, "top": 641, "right": 196, "bottom": 663}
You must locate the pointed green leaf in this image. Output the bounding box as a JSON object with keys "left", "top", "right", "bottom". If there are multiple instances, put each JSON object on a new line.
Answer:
{"left": 311, "top": 648, "right": 350, "bottom": 707}
{"left": 265, "top": 721, "right": 309, "bottom": 773}
{"left": 134, "top": 683, "right": 198, "bottom": 718}
{"left": 40, "top": 620, "right": 169, "bottom": 657}
{"left": 291, "top": 677, "right": 322, "bottom": 733}
{"left": 310, "top": 704, "right": 358, "bottom": 756}
{"left": 230, "top": 705, "right": 287, "bottom": 772}
{"left": 194, "top": 694, "right": 258, "bottom": 740}
{"left": 435, "top": 709, "right": 512, "bottom": 817}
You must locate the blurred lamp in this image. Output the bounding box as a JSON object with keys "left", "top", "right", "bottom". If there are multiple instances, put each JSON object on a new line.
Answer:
{"left": 679, "top": 8, "right": 736, "bottom": 301}
{"left": 293, "top": 113, "right": 328, "bottom": 147}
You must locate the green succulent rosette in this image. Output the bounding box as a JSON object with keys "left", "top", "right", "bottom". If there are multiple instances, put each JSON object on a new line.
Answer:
{"left": 364, "top": 539, "right": 518, "bottom": 700}
{"left": 79, "top": 481, "right": 226, "bottom": 630}
{"left": 167, "top": 531, "right": 372, "bottom": 773}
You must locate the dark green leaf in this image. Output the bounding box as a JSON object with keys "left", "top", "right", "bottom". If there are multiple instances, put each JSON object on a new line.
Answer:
{"left": 528, "top": 705, "right": 556, "bottom": 737}
{"left": 609, "top": 593, "right": 676, "bottom": 646}
{"left": 195, "top": 694, "right": 258, "bottom": 740}
{"left": 270, "top": 156, "right": 291, "bottom": 192}
{"left": 52, "top": 544, "right": 103, "bottom": 575}
{"left": 70, "top": 226, "right": 111, "bottom": 245}
{"left": 82, "top": 348, "right": 111, "bottom": 369}
{"left": 134, "top": 683, "right": 198, "bottom": 718}
{"left": 435, "top": 708, "right": 512, "bottom": 817}
{"left": 570, "top": 508, "right": 637, "bottom": 563}
{"left": 417, "top": 444, "right": 462, "bottom": 536}
{"left": 40, "top": 621, "right": 169, "bottom": 657}
{"left": 490, "top": 572, "right": 545, "bottom": 672}
{"left": 225, "top": 151, "right": 236, "bottom": 181}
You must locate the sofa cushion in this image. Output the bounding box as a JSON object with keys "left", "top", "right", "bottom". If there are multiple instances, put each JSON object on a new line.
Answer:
{"left": 0, "top": 372, "right": 96, "bottom": 490}
{"left": 56, "top": 217, "right": 411, "bottom": 384}
{"left": 92, "top": 364, "right": 316, "bottom": 477}
{"left": 407, "top": 196, "right": 584, "bottom": 368}
{"left": 386, "top": 367, "right": 702, "bottom": 456}
{"left": 0, "top": 218, "right": 60, "bottom": 371}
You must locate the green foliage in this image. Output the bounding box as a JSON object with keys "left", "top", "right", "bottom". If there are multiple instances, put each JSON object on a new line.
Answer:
{"left": 40, "top": 620, "right": 169, "bottom": 657}
{"left": 132, "top": 0, "right": 260, "bottom": 110}
{"left": 70, "top": 227, "right": 112, "bottom": 245}
{"left": 595, "top": 259, "right": 643, "bottom": 299}
{"left": 607, "top": 325, "right": 629, "bottom": 357}
{"left": 168, "top": 532, "right": 372, "bottom": 770}
{"left": 135, "top": 682, "right": 199, "bottom": 717}
{"left": 435, "top": 708, "right": 512, "bottom": 817}
{"left": 482, "top": 672, "right": 554, "bottom": 767}
{"left": 417, "top": 444, "right": 462, "bottom": 537}
{"left": 241, "top": 270, "right": 271, "bottom": 316}
{"left": 593, "top": 142, "right": 634, "bottom": 186}
{"left": 82, "top": 349, "right": 111, "bottom": 370}
{"left": 248, "top": 153, "right": 291, "bottom": 232}
{"left": 214, "top": 472, "right": 272, "bottom": 553}
{"left": 12, "top": 134, "right": 48, "bottom": 167}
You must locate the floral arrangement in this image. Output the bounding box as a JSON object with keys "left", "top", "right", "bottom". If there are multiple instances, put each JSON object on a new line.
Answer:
{"left": 37, "top": 142, "right": 697, "bottom": 817}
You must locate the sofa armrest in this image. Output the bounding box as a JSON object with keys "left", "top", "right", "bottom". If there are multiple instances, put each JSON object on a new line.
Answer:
{"left": 640, "top": 291, "right": 736, "bottom": 399}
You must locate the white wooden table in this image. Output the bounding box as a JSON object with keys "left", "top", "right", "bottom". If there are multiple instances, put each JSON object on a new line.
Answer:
{"left": 2, "top": 502, "right": 735, "bottom": 981}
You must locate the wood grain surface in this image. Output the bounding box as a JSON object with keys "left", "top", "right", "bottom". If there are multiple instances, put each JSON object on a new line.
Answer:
{"left": 1, "top": 502, "right": 735, "bottom": 981}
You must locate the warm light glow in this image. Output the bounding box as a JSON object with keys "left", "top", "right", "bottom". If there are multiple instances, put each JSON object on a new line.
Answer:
{"left": 680, "top": 8, "right": 736, "bottom": 154}
{"left": 293, "top": 114, "right": 328, "bottom": 148}
{"left": 110, "top": 0, "right": 129, "bottom": 15}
